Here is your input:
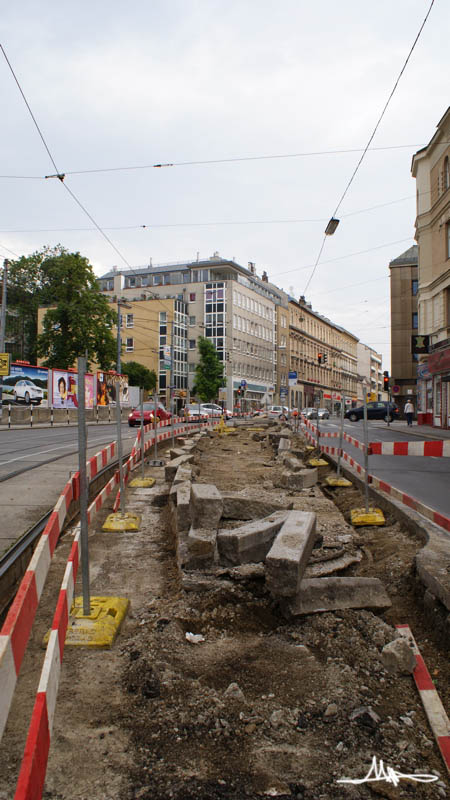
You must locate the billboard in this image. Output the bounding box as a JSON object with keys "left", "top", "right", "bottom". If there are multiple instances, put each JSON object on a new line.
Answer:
{"left": 1, "top": 363, "right": 49, "bottom": 406}
{"left": 96, "top": 372, "right": 129, "bottom": 406}
{"left": 52, "top": 370, "right": 94, "bottom": 408}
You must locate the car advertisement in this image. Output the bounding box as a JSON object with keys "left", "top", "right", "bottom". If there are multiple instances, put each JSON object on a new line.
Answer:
{"left": 97, "top": 372, "right": 129, "bottom": 406}
{"left": 52, "top": 370, "right": 94, "bottom": 408}
{"left": 1, "top": 363, "right": 49, "bottom": 406}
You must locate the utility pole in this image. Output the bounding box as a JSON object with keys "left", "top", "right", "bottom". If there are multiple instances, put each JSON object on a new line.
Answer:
{"left": 0, "top": 260, "right": 9, "bottom": 419}
{"left": 116, "top": 298, "right": 132, "bottom": 513}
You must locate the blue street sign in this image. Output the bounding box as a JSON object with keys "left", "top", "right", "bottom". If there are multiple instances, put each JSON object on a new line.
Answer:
{"left": 241, "top": 380, "right": 247, "bottom": 387}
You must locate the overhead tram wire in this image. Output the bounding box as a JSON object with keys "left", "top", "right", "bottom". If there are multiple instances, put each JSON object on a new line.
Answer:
{"left": 302, "top": 0, "right": 435, "bottom": 296}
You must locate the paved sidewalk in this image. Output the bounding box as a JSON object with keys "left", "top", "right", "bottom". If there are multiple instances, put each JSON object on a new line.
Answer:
{"left": 385, "top": 421, "right": 450, "bottom": 440}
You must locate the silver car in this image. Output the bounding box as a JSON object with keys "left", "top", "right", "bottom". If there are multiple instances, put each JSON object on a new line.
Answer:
{"left": 317, "top": 408, "right": 330, "bottom": 419}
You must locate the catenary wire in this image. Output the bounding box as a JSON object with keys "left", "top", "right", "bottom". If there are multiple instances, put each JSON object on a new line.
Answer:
{"left": 302, "top": 0, "right": 435, "bottom": 296}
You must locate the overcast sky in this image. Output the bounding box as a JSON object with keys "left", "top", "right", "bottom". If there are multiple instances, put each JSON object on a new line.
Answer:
{"left": 1, "top": 1, "right": 449, "bottom": 370}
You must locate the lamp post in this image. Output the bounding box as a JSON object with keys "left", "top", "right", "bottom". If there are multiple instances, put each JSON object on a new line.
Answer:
{"left": 116, "top": 298, "right": 132, "bottom": 513}
{"left": 0, "top": 260, "right": 9, "bottom": 418}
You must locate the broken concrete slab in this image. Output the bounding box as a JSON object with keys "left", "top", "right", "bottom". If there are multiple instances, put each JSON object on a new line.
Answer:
{"left": 170, "top": 447, "right": 187, "bottom": 459}
{"left": 282, "top": 577, "right": 392, "bottom": 616}
{"left": 304, "top": 550, "right": 363, "bottom": 578}
{"left": 381, "top": 638, "right": 416, "bottom": 674}
{"left": 217, "top": 510, "right": 289, "bottom": 566}
{"left": 168, "top": 480, "right": 191, "bottom": 534}
{"left": 282, "top": 455, "right": 304, "bottom": 472}
{"left": 173, "top": 466, "right": 193, "bottom": 485}
{"left": 190, "top": 483, "right": 223, "bottom": 529}
{"left": 265, "top": 511, "right": 318, "bottom": 598}
{"left": 221, "top": 494, "right": 292, "bottom": 520}
{"left": 165, "top": 453, "right": 195, "bottom": 482}
{"left": 186, "top": 526, "right": 217, "bottom": 568}
{"left": 278, "top": 469, "right": 318, "bottom": 490}
{"left": 278, "top": 437, "right": 291, "bottom": 453}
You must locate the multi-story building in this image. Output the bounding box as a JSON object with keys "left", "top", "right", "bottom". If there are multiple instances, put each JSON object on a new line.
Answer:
{"left": 389, "top": 245, "right": 418, "bottom": 414}
{"left": 412, "top": 107, "right": 450, "bottom": 428}
{"left": 98, "top": 255, "right": 286, "bottom": 410}
{"left": 288, "top": 296, "right": 359, "bottom": 412}
{"left": 356, "top": 343, "right": 385, "bottom": 404}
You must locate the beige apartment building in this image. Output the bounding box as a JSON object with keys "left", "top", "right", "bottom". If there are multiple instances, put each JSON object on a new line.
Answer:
{"left": 356, "top": 342, "right": 385, "bottom": 404}
{"left": 412, "top": 107, "right": 450, "bottom": 428}
{"left": 287, "top": 297, "right": 359, "bottom": 412}
{"left": 389, "top": 245, "right": 418, "bottom": 413}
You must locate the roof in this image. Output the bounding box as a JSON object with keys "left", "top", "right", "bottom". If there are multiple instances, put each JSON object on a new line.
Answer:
{"left": 389, "top": 244, "right": 418, "bottom": 267}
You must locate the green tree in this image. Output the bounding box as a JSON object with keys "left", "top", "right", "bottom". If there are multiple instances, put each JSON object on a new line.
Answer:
{"left": 121, "top": 361, "right": 157, "bottom": 392}
{"left": 194, "top": 336, "right": 225, "bottom": 402}
{"left": 8, "top": 245, "right": 117, "bottom": 369}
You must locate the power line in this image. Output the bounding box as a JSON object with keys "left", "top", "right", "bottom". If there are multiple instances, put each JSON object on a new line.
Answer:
{"left": 274, "top": 237, "right": 413, "bottom": 279}
{"left": 302, "top": 0, "right": 435, "bottom": 295}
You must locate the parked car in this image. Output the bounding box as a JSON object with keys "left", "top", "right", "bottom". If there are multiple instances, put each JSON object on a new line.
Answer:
{"left": 268, "top": 405, "right": 288, "bottom": 418}
{"left": 200, "top": 403, "right": 233, "bottom": 420}
{"left": 182, "top": 404, "right": 208, "bottom": 423}
{"left": 13, "top": 379, "right": 44, "bottom": 405}
{"left": 128, "top": 402, "right": 171, "bottom": 427}
{"left": 345, "top": 401, "right": 399, "bottom": 422}
{"left": 317, "top": 408, "right": 330, "bottom": 419}
{"left": 302, "top": 407, "right": 318, "bottom": 419}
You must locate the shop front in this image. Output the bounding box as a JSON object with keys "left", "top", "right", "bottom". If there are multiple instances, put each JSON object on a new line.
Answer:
{"left": 423, "top": 348, "right": 450, "bottom": 428}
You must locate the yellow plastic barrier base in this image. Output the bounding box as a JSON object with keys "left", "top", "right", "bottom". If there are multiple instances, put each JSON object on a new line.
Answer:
{"left": 305, "top": 446, "right": 315, "bottom": 452}
{"left": 102, "top": 512, "right": 141, "bottom": 531}
{"left": 64, "top": 596, "right": 129, "bottom": 647}
{"left": 129, "top": 477, "right": 156, "bottom": 488}
{"left": 350, "top": 507, "right": 385, "bottom": 527}
{"left": 307, "top": 459, "right": 328, "bottom": 468}
{"left": 325, "top": 476, "right": 352, "bottom": 487}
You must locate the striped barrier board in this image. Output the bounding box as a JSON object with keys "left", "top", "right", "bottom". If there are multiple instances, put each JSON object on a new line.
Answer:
{"left": 369, "top": 439, "right": 450, "bottom": 457}
{"left": 0, "top": 437, "right": 118, "bottom": 742}
{"left": 370, "top": 474, "right": 450, "bottom": 533}
{"left": 396, "top": 624, "right": 450, "bottom": 775}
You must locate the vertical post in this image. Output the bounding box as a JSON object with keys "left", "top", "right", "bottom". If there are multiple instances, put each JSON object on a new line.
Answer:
{"left": 50, "top": 406, "right": 54, "bottom": 427}
{"left": 67, "top": 407, "right": 69, "bottom": 425}
{"left": 108, "top": 403, "right": 111, "bottom": 424}
{"left": 153, "top": 392, "right": 158, "bottom": 460}
{"left": 77, "top": 356, "right": 90, "bottom": 616}
{"left": 171, "top": 313, "right": 175, "bottom": 447}
{"left": 337, "top": 395, "right": 345, "bottom": 477}
{"left": 316, "top": 403, "right": 320, "bottom": 450}
{"left": 387, "top": 387, "right": 392, "bottom": 427}
{"left": 140, "top": 388, "right": 145, "bottom": 479}
{"left": 8, "top": 403, "right": 11, "bottom": 429}
{"left": 116, "top": 377, "right": 125, "bottom": 513}
{"left": 96, "top": 404, "right": 99, "bottom": 425}
{"left": 30, "top": 405, "right": 33, "bottom": 428}
{"left": 0, "top": 260, "right": 9, "bottom": 420}
{"left": 363, "top": 388, "right": 369, "bottom": 513}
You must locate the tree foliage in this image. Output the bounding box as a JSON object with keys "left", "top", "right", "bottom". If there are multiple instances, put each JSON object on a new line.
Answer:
{"left": 121, "top": 361, "right": 157, "bottom": 391}
{"left": 194, "top": 336, "right": 225, "bottom": 402}
{"left": 8, "top": 245, "right": 117, "bottom": 369}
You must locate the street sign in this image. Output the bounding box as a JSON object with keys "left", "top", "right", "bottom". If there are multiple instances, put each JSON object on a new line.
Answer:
{"left": 392, "top": 385, "right": 400, "bottom": 394}
{"left": 288, "top": 371, "right": 297, "bottom": 386}
{"left": 0, "top": 353, "right": 10, "bottom": 376}
{"left": 280, "top": 387, "right": 287, "bottom": 396}
{"left": 240, "top": 379, "right": 247, "bottom": 387}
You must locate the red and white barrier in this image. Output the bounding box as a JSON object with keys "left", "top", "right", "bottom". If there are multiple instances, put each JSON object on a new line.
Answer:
{"left": 369, "top": 439, "right": 450, "bottom": 457}
{"left": 369, "top": 474, "right": 450, "bottom": 533}
{"left": 396, "top": 624, "right": 450, "bottom": 774}
{"left": 0, "top": 438, "right": 117, "bottom": 742}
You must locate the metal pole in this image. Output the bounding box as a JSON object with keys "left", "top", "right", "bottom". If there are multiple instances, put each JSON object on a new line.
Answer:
{"left": 337, "top": 394, "right": 345, "bottom": 477}
{"left": 116, "top": 378, "right": 125, "bottom": 513}
{"left": 67, "top": 407, "right": 69, "bottom": 425}
{"left": 50, "top": 407, "right": 54, "bottom": 427}
{"left": 387, "top": 387, "right": 392, "bottom": 427}
{"left": 316, "top": 401, "right": 320, "bottom": 450}
{"left": 153, "top": 392, "right": 158, "bottom": 459}
{"left": 140, "top": 388, "right": 145, "bottom": 479}
{"left": 8, "top": 403, "right": 11, "bottom": 429}
{"left": 363, "top": 388, "right": 369, "bottom": 513}
{"left": 0, "top": 260, "right": 9, "bottom": 419}
{"left": 171, "top": 316, "right": 175, "bottom": 448}
{"left": 77, "top": 356, "right": 90, "bottom": 616}
{"left": 30, "top": 405, "right": 33, "bottom": 428}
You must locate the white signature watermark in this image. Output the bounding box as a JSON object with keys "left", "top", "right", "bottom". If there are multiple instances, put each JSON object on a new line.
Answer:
{"left": 337, "top": 756, "right": 438, "bottom": 787}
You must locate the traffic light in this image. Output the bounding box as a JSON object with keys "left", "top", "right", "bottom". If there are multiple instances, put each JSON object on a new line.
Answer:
{"left": 237, "top": 387, "right": 242, "bottom": 396}
{"left": 383, "top": 371, "right": 389, "bottom": 391}
{"left": 317, "top": 353, "right": 323, "bottom": 365}
{"left": 323, "top": 353, "right": 328, "bottom": 363}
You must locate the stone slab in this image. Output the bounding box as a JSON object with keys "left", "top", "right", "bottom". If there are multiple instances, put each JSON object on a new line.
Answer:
{"left": 173, "top": 466, "right": 192, "bottom": 485}
{"left": 283, "top": 577, "right": 392, "bottom": 616}
{"left": 278, "top": 469, "right": 318, "bottom": 489}
{"left": 169, "top": 480, "right": 191, "bottom": 534}
{"left": 278, "top": 437, "right": 291, "bottom": 453}
{"left": 265, "top": 511, "right": 317, "bottom": 598}
{"left": 282, "top": 455, "right": 303, "bottom": 472}
{"left": 170, "top": 447, "right": 187, "bottom": 459}
{"left": 187, "top": 526, "right": 217, "bottom": 568}
{"left": 165, "top": 453, "right": 194, "bottom": 482}
{"left": 217, "top": 510, "right": 289, "bottom": 566}
{"left": 221, "top": 494, "right": 291, "bottom": 520}
{"left": 191, "top": 483, "right": 223, "bottom": 529}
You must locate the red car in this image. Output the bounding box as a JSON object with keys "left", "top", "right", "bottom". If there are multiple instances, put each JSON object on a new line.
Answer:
{"left": 128, "top": 402, "right": 171, "bottom": 427}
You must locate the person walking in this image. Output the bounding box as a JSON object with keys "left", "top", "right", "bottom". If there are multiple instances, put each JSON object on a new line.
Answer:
{"left": 404, "top": 399, "right": 414, "bottom": 427}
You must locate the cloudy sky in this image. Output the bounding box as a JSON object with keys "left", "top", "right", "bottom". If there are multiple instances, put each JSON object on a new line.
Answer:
{"left": 1, "top": 1, "right": 448, "bottom": 369}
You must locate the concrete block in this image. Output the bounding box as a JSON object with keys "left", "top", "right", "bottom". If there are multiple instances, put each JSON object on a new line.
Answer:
{"left": 279, "top": 469, "right": 318, "bottom": 489}
{"left": 221, "top": 494, "right": 291, "bottom": 520}
{"left": 187, "top": 526, "right": 217, "bottom": 568}
{"left": 283, "top": 577, "right": 392, "bottom": 616}
{"left": 282, "top": 455, "right": 303, "bottom": 472}
{"left": 165, "top": 453, "right": 194, "bottom": 482}
{"left": 191, "top": 483, "right": 223, "bottom": 529}
{"left": 278, "top": 437, "right": 291, "bottom": 453}
{"left": 217, "top": 511, "right": 289, "bottom": 566}
{"left": 173, "top": 466, "right": 192, "bottom": 485}
{"left": 381, "top": 639, "right": 416, "bottom": 674}
{"left": 266, "top": 511, "right": 318, "bottom": 597}
{"left": 170, "top": 447, "right": 187, "bottom": 459}
{"left": 169, "top": 480, "right": 191, "bottom": 534}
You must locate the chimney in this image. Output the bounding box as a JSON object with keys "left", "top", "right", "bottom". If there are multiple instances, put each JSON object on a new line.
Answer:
{"left": 299, "top": 295, "right": 306, "bottom": 305}
{"left": 262, "top": 270, "right": 268, "bottom": 282}
{"left": 248, "top": 262, "right": 256, "bottom": 274}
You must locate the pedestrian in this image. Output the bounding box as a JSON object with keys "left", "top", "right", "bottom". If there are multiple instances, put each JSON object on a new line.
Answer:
{"left": 404, "top": 399, "right": 414, "bottom": 427}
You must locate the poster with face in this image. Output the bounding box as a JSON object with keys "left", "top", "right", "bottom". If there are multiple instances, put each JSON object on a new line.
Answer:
{"left": 96, "top": 372, "right": 108, "bottom": 406}
{"left": 52, "top": 370, "right": 70, "bottom": 407}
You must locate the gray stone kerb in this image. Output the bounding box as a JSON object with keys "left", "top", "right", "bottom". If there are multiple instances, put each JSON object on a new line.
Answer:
{"left": 318, "top": 449, "right": 450, "bottom": 613}
{"left": 266, "top": 511, "right": 318, "bottom": 598}
{"left": 217, "top": 510, "right": 289, "bottom": 566}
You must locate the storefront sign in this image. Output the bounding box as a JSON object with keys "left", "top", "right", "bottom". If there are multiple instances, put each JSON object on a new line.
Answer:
{"left": 428, "top": 348, "right": 450, "bottom": 374}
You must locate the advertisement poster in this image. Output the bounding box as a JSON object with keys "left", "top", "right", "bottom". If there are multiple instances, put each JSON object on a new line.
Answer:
{"left": 97, "top": 372, "right": 129, "bottom": 406}
{"left": 52, "top": 370, "right": 94, "bottom": 408}
{"left": 1, "top": 363, "right": 49, "bottom": 406}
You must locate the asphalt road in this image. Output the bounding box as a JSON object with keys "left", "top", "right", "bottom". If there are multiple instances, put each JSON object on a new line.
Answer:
{"left": 318, "top": 418, "right": 450, "bottom": 517}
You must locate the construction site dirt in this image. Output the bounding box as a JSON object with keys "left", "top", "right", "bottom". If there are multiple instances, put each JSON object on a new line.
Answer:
{"left": 0, "top": 424, "right": 448, "bottom": 800}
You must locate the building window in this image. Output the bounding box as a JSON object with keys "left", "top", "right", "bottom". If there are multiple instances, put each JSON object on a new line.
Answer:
{"left": 189, "top": 339, "right": 196, "bottom": 349}
{"left": 190, "top": 293, "right": 196, "bottom": 302}
{"left": 444, "top": 156, "right": 450, "bottom": 191}
{"left": 159, "top": 311, "right": 167, "bottom": 322}
{"left": 412, "top": 279, "right": 418, "bottom": 296}
{"left": 189, "top": 315, "right": 196, "bottom": 325}
{"left": 126, "top": 314, "right": 134, "bottom": 327}
{"left": 125, "top": 337, "right": 134, "bottom": 352}
{"left": 412, "top": 312, "right": 418, "bottom": 329}
{"left": 447, "top": 221, "right": 450, "bottom": 259}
